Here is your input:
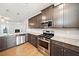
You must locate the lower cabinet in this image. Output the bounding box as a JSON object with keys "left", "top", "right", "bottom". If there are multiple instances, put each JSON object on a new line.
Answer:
{"left": 50, "top": 44, "right": 63, "bottom": 56}
{"left": 50, "top": 40, "right": 79, "bottom": 56}
{"left": 7, "top": 35, "right": 16, "bottom": 48}
{"left": 64, "top": 48, "right": 79, "bottom": 56}
{"left": 25, "top": 34, "right": 28, "bottom": 42}
{"left": 0, "top": 37, "right": 7, "bottom": 50}
{"left": 0, "top": 34, "right": 27, "bottom": 51}
{"left": 28, "top": 34, "right": 32, "bottom": 43}
{"left": 28, "top": 34, "right": 37, "bottom": 47}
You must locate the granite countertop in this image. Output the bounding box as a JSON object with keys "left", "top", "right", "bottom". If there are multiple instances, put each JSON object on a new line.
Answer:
{"left": 28, "top": 32, "right": 79, "bottom": 47}
{"left": 15, "top": 31, "right": 79, "bottom": 47}
{"left": 0, "top": 32, "right": 27, "bottom": 37}
{"left": 51, "top": 36, "right": 79, "bottom": 47}
{"left": 28, "top": 32, "right": 42, "bottom": 36}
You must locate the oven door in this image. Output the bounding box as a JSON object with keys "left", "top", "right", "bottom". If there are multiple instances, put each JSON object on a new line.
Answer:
{"left": 37, "top": 38, "right": 50, "bottom": 55}
{"left": 39, "top": 40, "right": 48, "bottom": 50}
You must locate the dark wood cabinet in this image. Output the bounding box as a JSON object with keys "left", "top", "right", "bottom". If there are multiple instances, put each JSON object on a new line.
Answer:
{"left": 53, "top": 4, "right": 64, "bottom": 28}
{"left": 35, "top": 13, "right": 42, "bottom": 28}
{"left": 28, "top": 34, "right": 31, "bottom": 43}
{"left": 28, "top": 34, "right": 37, "bottom": 47}
{"left": 42, "top": 5, "right": 54, "bottom": 21}
{"left": 28, "top": 4, "right": 79, "bottom": 28}
{"left": 0, "top": 39, "right": 2, "bottom": 50}
{"left": 0, "top": 37, "right": 7, "bottom": 50}
{"left": 7, "top": 36, "right": 16, "bottom": 48}
{"left": 50, "top": 43, "right": 63, "bottom": 56}
{"left": 29, "top": 16, "right": 37, "bottom": 28}
{"left": 28, "top": 13, "right": 42, "bottom": 28}
{"left": 41, "top": 5, "right": 54, "bottom": 28}
{"left": 63, "top": 3, "right": 79, "bottom": 27}
{"left": 25, "top": 34, "right": 28, "bottom": 42}
{"left": 53, "top": 3, "right": 79, "bottom": 28}
{"left": 63, "top": 48, "right": 79, "bottom": 56}
{"left": 50, "top": 40, "right": 79, "bottom": 56}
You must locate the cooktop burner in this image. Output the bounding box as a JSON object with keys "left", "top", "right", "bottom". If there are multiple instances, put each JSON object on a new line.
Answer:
{"left": 38, "top": 33, "right": 54, "bottom": 39}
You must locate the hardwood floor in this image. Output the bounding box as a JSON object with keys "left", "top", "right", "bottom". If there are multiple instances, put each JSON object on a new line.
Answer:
{"left": 0, "top": 42, "right": 44, "bottom": 56}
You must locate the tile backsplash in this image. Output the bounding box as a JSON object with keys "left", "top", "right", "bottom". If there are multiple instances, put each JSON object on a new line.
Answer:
{"left": 27, "top": 28, "right": 79, "bottom": 40}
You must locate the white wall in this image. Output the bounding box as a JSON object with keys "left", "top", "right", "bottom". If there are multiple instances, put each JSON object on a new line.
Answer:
{"left": 0, "top": 21, "right": 27, "bottom": 34}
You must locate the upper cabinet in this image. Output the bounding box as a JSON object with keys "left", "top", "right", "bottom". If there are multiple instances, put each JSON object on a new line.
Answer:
{"left": 54, "top": 3, "right": 79, "bottom": 28}
{"left": 41, "top": 5, "right": 54, "bottom": 28}
{"left": 36, "top": 13, "right": 42, "bottom": 28}
{"left": 28, "top": 3, "right": 79, "bottom": 29}
{"left": 53, "top": 4, "right": 64, "bottom": 28}
{"left": 28, "top": 13, "right": 42, "bottom": 28}
{"left": 63, "top": 3, "right": 79, "bottom": 28}
{"left": 41, "top": 5, "right": 54, "bottom": 21}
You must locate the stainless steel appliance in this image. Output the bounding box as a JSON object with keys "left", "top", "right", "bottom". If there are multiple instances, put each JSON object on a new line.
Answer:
{"left": 41, "top": 20, "right": 53, "bottom": 28}
{"left": 15, "top": 29, "right": 20, "bottom": 33}
{"left": 37, "top": 30, "right": 54, "bottom": 55}
{"left": 16, "top": 34, "right": 26, "bottom": 45}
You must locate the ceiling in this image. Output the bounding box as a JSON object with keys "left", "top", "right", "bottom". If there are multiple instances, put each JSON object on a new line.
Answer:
{"left": 0, "top": 3, "right": 53, "bottom": 23}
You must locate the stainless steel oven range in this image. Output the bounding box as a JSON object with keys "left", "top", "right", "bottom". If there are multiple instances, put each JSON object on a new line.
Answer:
{"left": 37, "top": 30, "right": 54, "bottom": 56}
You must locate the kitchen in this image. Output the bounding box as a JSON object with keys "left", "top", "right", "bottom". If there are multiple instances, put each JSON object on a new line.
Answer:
{"left": 0, "top": 3, "right": 79, "bottom": 56}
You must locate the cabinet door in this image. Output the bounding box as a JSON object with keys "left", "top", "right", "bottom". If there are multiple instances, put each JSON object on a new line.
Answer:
{"left": 64, "top": 48, "right": 79, "bottom": 56}
{"left": 0, "top": 39, "right": 2, "bottom": 50}
{"left": 53, "top": 4, "right": 64, "bottom": 27}
{"left": 50, "top": 44, "right": 63, "bottom": 56}
{"left": 0, "top": 37, "right": 7, "bottom": 50}
{"left": 36, "top": 14, "right": 42, "bottom": 28}
{"left": 29, "top": 18, "right": 34, "bottom": 28}
{"left": 29, "top": 17, "right": 36, "bottom": 28}
{"left": 32, "top": 35, "right": 37, "bottom": 47}
{"left": 28, "top": 34, "right": 31, "bottom": 43}
{"left": 42, "top": 7, "right": 49, "bottom": 21}
{"left": 7, "top": 36, "right": 16, "bottom": 48}
{"left": 63, "top": 3, "right": 79, "bottom": 27}
{"left": 42, "top": 6, "right": 53, "bottom": 21}
{"left": 28, "top": 34, "right": 37, "bottom": 47}
{"left": 29, "top": 14, "right": 42, "bottom": 28}
{"left": 30, "top": 35, "right": 36, "bottom": 46}
{"left": 25, "top": 34, "right": 28, "bottom": 42}
{"left": 41, "top": 6, "right": 54, "bottom": 28}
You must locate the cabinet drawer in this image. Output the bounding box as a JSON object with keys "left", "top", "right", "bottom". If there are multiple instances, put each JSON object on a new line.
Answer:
{"left": 64, "top": 48, "right": 79, "bottom": 56}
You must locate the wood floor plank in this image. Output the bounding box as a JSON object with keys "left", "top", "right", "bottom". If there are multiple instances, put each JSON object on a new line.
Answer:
{"left": 0, "top": 42, "right": 44, "bottom": 56}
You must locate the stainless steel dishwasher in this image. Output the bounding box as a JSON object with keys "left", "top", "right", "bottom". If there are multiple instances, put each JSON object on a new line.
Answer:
{"left": 16, "top": 34, "right": 26, "bottom": 45}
